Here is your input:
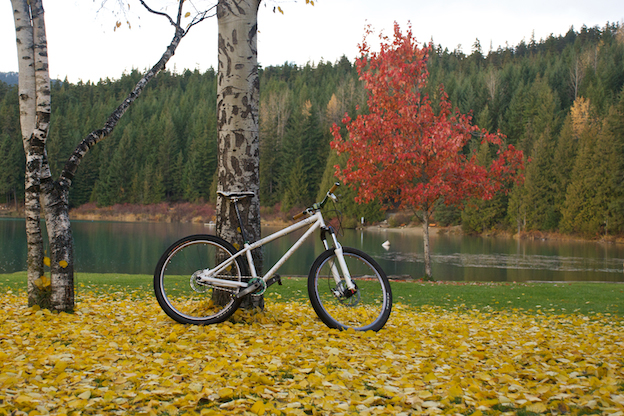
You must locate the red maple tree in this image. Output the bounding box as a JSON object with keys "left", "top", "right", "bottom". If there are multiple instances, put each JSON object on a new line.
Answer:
{"left": 331, "top": 23, "right": 524, "bottom": 279}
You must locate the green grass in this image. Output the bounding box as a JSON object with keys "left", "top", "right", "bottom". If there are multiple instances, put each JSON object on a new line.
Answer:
{"left": 388, "top": 280, "right": 624, "bottom": 315}
{"left": 2, "top": 272, "right": 623, "bottom": 315}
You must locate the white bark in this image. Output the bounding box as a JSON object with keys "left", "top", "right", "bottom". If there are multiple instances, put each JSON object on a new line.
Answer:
{"left": 216, "top": 0, "right": 263, "bottom": 308}
{"left": 12, "top": 0, "right": 200, "bottom": 311}
{"left": 12, "top": 0, "right": 50, "bottom": 307}
{"left": 47, "top": 1, "right": 192, "bottom": 311}
{"left": 13, "top": 0, "right": 35, "bottom": 137}
{"left": 570, "top": 58, "right": 584, "bottom": 101}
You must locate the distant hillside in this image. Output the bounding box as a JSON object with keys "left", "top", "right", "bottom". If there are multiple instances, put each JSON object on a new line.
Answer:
{"left": 0, "top": 72, "right": 18, "bottom": 85}
{"left": 1, "top": 22, "right": 624, "bottom": 238}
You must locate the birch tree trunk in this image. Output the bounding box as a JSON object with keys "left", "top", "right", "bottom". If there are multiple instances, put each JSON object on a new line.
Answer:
{"left": 12, "top": 0, "right": 52, "bottom": 308}
{"left": 12, "top": 0, "right": 198, "bottom": 311}
{"left": 45, "top": 7, "right": 186, "bottom": 312}
{"left": 215, "top": 0, "right": 263, "bottom": 309}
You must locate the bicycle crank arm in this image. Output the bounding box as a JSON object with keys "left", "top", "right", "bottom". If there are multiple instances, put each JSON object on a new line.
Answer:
{"left": 236, "top": 279, "right": 265, "bottom": 298}
{"left": 236, "top": 275, "right": 282, "bottom": 299}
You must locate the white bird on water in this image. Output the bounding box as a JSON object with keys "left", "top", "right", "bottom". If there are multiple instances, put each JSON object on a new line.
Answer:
{"left": 382, "top": 240, "right": 390, "bottom": 250}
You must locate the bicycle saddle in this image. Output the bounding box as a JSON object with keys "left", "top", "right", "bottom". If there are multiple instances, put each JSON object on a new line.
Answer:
{"left": 217, "top": 191, "right": 255, "bottom": 199}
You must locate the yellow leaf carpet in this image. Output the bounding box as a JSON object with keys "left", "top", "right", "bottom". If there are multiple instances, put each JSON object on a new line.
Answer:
{"left": 1, "top": 291, "right": 623, "bottom": 415}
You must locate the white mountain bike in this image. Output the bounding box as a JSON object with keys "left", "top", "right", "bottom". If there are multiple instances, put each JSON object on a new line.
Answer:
{"left": 153, "top": 183, "right": 392, "bottom": 331}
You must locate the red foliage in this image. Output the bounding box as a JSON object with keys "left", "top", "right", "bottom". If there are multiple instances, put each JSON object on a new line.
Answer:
{"left": 331, "top": 23, "right": 524, "bottom": 214}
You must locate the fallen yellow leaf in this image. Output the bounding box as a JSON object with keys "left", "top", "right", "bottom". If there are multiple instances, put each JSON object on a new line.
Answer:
{"left": 0, "top": 291, "right": 622, "bottom": 415}
{"left": 251, "top": 400, "right": 265, "bottom": 415}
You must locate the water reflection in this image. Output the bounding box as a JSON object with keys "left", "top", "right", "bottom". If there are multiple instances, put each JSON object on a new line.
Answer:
{"left": 1, "top": 218, "right": 623, "bottom": 282}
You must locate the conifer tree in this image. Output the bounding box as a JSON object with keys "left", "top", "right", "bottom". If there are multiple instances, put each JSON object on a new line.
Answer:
{"left": 552, "top": 113, "right": 581, "bottom": 222}
{"left": 2, "top": 19, "right": 624, "bottom": 241}
{"left": 523, "top": 128, "right": 558, "bottom": 230}
{"left": 560, "top": 122, "right": 602, "bottom": 234}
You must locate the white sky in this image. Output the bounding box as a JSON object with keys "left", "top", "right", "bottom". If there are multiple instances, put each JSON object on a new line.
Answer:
{"left": 1, "top": 0, "right": 623, "bottom": 83}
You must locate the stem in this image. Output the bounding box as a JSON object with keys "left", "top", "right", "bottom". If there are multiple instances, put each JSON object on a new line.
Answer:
{"left": 422, "top": 208, "right": 433, "bottom": 280}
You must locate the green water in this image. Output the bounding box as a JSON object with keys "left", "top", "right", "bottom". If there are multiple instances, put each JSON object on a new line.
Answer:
{"left": 1, "top": 218, "right": 623, "bottom": 282}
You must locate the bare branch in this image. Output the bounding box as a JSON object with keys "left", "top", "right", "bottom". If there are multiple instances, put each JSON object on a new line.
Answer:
{"left": 185, "top": 4, "right": 217, "bottom": 34}
{"left": 139, "top": 0, "right": 177, "bottom": 27}
{"left": 176, "top": 0, "right": 184, "bottom": 26}
{"left": 138, "top": 0, "right": 217, "bottom": 36}
{"left": 59, "top": 0, "right": 218, "bottom": 187}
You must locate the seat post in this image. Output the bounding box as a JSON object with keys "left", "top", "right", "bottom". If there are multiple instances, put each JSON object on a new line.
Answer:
{"left": 231, "top": 198, "right": 249, "bottom": 244}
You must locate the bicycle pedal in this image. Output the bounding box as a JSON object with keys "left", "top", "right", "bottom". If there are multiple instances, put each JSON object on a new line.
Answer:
{"left": 266, "top": 274, "right": 282, "bottom": 288}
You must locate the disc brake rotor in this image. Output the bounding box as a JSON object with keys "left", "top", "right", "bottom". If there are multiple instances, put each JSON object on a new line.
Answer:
{"left": 190, "top": 271, "right": 209, "bottom": 293}
{"left": 336, "top": 281, "right": 360, "bottom": 307}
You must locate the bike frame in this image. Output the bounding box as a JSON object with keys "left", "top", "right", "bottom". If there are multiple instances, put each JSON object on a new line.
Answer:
{"left": 197, "top": 210, "right": 355, "bottom": 291}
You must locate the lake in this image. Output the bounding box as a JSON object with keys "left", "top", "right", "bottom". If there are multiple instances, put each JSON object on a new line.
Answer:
{"left": 1, "top": 218, "right": 623, "bottom": 282}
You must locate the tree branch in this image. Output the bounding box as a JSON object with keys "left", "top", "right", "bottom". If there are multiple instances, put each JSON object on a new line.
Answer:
{"left": 58, "top": 0, "right": 213, "bottom": 188}
{"left": 185, "top": 4, "right": 218, "bottom": 35}
{"left": 139, "top": 0, "right": 176, "bottom": 27}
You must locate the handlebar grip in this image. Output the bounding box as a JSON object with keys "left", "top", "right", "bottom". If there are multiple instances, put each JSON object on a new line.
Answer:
{"left": 293, "top": 211, "right": 306, "bottom": 221}
{"left": 329, "top": 182, "right": 340, "bottom": 194}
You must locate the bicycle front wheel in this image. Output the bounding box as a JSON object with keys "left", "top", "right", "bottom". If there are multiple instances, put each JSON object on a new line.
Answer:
{"left": 308, "top": 247, "right": 392, "bottom": 332}
{"left": 154, "top": 235, "right": 246, "bottom": 325}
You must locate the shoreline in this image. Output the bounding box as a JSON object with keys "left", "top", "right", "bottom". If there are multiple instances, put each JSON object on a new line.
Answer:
{"left": 2, "top": 204, "right": 623, "bottom": 245}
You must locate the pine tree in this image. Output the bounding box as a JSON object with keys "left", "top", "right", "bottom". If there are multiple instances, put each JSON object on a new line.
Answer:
{"left": 523, "top": 128, "right": 558, "bottom": 230}
{"left": 2, "top": 21, "right": 624, "bottom": 238}
{"left": 597, "top": 91, "right": 624, "bottom": 234}
{"left": 560, "top": 122, "right": 601, "bottom": 234}
{"left": 259, "top": 88, "right": 290, "bottom": 205}
{"left": 282, "top": 157, "right": 308, "bottom": 210}
{"left": 183, "top": 133, "right": 213, "bottom": 202}
{"left": 98, "top": 128, "right": 135, "bottom": 205}
{"left": 317, "top": 150, "right": 385, "bottom": 225}
{"left": 156, "top": 110, "right": 181, "bottom": 200}
{"left": 552, "top": 114, "right": 580, "bottom": 223}
{"left": 0, "top": 132, "right": 22, "bottom": 206}
{"left": 143, "top": 163, "right": 165, "bottom": 205}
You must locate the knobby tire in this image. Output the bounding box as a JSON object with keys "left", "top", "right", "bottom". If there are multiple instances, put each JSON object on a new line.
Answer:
{"left": 307, "top": 247, "right": 392, "bottom": 332}
{"left": 154, "top": 234, "right": 247, "bottom": 325}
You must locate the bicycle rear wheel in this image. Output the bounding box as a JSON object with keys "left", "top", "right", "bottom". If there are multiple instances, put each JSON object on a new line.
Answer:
{"left": 154, "top": 235, "right": 246, "bottom": 325}
{"left": 308, "top": 247, "right": 392, "bottom": 332}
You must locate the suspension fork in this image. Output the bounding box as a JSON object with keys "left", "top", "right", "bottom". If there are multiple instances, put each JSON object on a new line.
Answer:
{"left": 320, "top": 227, "right": 356, "bottom": 292}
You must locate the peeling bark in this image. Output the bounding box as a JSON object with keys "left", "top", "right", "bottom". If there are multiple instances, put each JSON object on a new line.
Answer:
{"left": 12, "top": 0, "right": 50, "bottom": 308}
{"left": 46, "top": 4, "right": 188, "bottom": 312}
{"left": 12, "top": 0, "right": 209, "bottom": 311}
{"left": 216, "top": 0, "right": 263, "bottom": 309}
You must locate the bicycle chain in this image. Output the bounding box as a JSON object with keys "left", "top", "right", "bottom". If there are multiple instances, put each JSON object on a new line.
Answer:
{"left": 195, "top": 276, "right": 265, "bottom": 297}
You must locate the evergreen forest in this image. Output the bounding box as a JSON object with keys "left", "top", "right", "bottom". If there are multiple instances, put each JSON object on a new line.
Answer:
{"left": 1, "top": 23, "right": 624, "bottom": 237}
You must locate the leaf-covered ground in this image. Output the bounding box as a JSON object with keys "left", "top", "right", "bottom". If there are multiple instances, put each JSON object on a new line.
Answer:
{"left": 1, "top": 291, "right": 623, "bottom": 415}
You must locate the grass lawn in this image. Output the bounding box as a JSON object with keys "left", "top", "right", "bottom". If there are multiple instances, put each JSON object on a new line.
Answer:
{"left": 2, "top": 271, "right": 622, "bottom": 316}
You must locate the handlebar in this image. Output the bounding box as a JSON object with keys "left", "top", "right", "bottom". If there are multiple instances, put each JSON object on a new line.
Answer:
{"left": 292, "top": 211, "right": 306, "bottom": 221}
{"left": 292, "top": 182, "right": 340, "bottom": 220}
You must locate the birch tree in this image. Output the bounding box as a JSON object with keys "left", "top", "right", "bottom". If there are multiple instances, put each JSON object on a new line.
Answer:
{"left": 12, "top": 0, "right": 50, "bottom": 308}
{"left": 215, "top": 0, "right": 263, "bottom": 308}
{"left": 11, "top": 0, "right": 214, "bottom": 311}
{"left": 214, "top": 0, "right": 314, "bottom": 308}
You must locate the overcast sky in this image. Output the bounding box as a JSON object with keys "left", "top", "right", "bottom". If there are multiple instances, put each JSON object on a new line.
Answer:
{"left": 1, "top": 0, "right": 623, "bottom": 83}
